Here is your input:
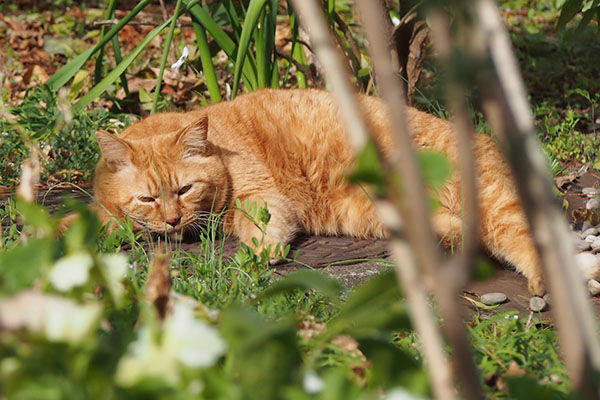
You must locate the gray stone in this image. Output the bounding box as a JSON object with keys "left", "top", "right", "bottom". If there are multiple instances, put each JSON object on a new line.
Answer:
{"left": 543, "top": 293, "right": 551, "bottom": 305}
{"left": 581, "top": 227, "right": 599, "bottom": 237}
{"left": 586, "top": 199, "right": 600, "bottom": 210}
{"left": 582, "top": 187, "right": 599, "bottom": 196}
{"left": 574, "top": 239, "right": 592, "bottom": 252}
{"left": 481, "top": 292, "right": 508, "bottom": 306}
{"left": 582, "top": 221, "right": 594, "bottom": 231}
{"left": 588, "top": 279, "right": 600, "bottom": 296}
{"left": 584, "top": 235, "right": 599, "bottom": 243}
{"left": 592, "top": 241, "right": 600, "bottom": 250}
{"left": 575, "top": 252, "right": 600, "bottom": 281}
{"left": 529, "top": 296, "right": 547, "bottom": 312}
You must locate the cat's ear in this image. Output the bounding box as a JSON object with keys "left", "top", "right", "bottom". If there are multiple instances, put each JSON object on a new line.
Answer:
{"left": 96, "top": 130, "right": 133, "bottom": 171}
{"left": 177, "top": 116, "right": 209, "bottom": 158}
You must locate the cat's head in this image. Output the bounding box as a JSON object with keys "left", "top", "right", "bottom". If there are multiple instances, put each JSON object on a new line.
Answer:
{"left": 93, "top": 116, "right": 229, "bottom": 234}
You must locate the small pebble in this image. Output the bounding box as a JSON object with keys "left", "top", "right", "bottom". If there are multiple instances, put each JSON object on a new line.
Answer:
{"left": 582, "top": 221, "right": 594, "bottom": 231}
{"left": 574, "top": 239, "right": 592, "bottom": 251}
{"left": 584, "top": 235, "right": 599, "bottom": 243}
{"left": 587, "top": 199, "right": 600, "bottom": 210}
{"left": 481, "top": 292, "right": 508, "bottom": 305}
{"left": 592, "top": 241, "right": 600, "bottom": 250}
{"left": 575, "top": 252, "right": 600, "bottom": 281}
{"left": 582, "top": 187, "right": 599, "bottom": 196}
{"left": 529, "top": 296, "right": 547, "bottom": 312}
{"left": 543, "top": 293, "right": 551, "bottom": 305}
{"left": 588, "top": 279, "right": 600, "bottom": 296}
{"left": 581, "top": 228, "right": 599, "bottom": 237}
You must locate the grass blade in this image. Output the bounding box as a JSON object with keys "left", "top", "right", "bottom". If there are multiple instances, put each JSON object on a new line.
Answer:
{"left": 47, "top": 0, "right": 153, "bottom": 90}
{"left": 192, "top": 21, "right": 222, "bottom": 102}
{"left": 94, "top": 0, "right": 118, "bottom": 84}
{"left": 232, "top": 0, "right": 268, "bottom": 98}
{"left": 151, "top": 0, "right": 184, "bottom": 114}
{"left": 111, "top": 27, "right": 130, "bottom": 98}
{"left": 184, "top": 0, "right": 258, "bottom": 90}
{"left": 286, "top": 2, "right": 307, "bottom": 88}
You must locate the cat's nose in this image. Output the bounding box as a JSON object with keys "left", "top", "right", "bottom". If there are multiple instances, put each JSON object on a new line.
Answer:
{"left": 166, "top": 216, "right": 181, "bottom": 227}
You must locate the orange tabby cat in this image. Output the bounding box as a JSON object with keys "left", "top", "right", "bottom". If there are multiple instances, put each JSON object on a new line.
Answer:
{"left": 92, "top": 89, "right": 544, "bottom": 294}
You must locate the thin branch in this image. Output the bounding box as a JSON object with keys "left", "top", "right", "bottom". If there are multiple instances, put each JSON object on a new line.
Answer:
{"left": 472, "top": 0, "right": 600, "bottom": 397}
{"left": 357, "top": 2, "right": 484, "bottom": 399}
{"left": 429, "top": 11, "right": 480, "bottom": 286}
{"left": 289, "top": 0, "right": 456, "bottom": 399}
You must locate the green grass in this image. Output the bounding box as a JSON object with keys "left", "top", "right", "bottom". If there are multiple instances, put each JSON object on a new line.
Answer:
{"left": 0, "top": 187, "right": 575, "bottom": 399}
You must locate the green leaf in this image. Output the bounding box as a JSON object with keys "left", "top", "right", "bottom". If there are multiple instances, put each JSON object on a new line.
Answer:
{"left": 417, "top": 150, "right": 451, "bottom": 190}
{"left": 257, "top": 269, "right": 342, "bottom": 301}
{"left": 232, "top": 0, "right": 268, "bottom": 98}
{"left": 348, "top": 140, "right": 385, "bottom": 190}
{"left": 359, "top": 338, "right": 429, "bottom": 394}
{"left": 327, "top": 271, "right": 410, "bottom": 338}
{"left": 16, "top": 198, "right": 56, "bottom": 235}
{"left": 557, "top": 0, "right": 584, "bottom": 29}
{"left": 219, "top": 305, "right": 300, "bottom": 400}
{"left": 138, "top": 86, "right": 153, "bottom": 110}
{"left": 576, "top": 0, "right": 600, "bottom": 33}
{"left": 0, "top": 238, "right": 56, "bottom": 295}
{"left": 68, "top": 69, "right": 90, "bottom": 102}
{"left": 62, "top": 198, "right": 101, "bottom": 254}
{"left": 319, "top": 369, "right": 361, "bottom": 400}
{"left": 506, "top": 376, "right": 576, "bottom": 400}
{"left": 471, "top": 256, "right": 496, "bottom": 281}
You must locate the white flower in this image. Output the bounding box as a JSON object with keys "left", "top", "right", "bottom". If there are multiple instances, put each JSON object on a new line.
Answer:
{"left": 98, "top": 253, "right": 128, "bottom": 306}
{"left": 391, "top": 16, "right": 401, "bottom": 26}
{"left": 115, "top": 299, "right": 226, "bottom": 387}
{"left": 170, "top": 46, "right": 189, "bottom": 70}
{"left": 44, "top": 297, "right": 102, "bottom": 343}
{"left": 0, "top": 290, "right": 101, "bottom": 344}
{"left": 385, "top": 388, "right": 432, "bottom": 400}
{"left": 49, "top": 252, "right": 93, "bottom": 291}
{"left": 115, "top": 325, "right": 181, "bottom": 386}
{"left": 303, "top": 371, "right": 325, "bottom": 394}
{"left": 165, "top": 301, "right": 227, "bottom": 368}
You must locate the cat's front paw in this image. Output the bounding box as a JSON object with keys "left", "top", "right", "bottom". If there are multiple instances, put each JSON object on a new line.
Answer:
{"left": 528, "top": 276, "right": 546, "bottom": 297}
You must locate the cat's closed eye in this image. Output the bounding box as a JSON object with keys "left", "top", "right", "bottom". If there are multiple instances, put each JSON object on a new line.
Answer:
{"left": 138, "top": 196, "right": 155, "bottom": 203}
{"left": 178, "top": 185, "right": 192, "bottom": 196}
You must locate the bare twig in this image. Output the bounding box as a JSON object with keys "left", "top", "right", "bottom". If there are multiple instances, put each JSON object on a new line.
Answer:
{"left": 429, "top": 11, "right": 480, "bottom": 286}
{"left": 92, "top": 18, "right": 194, "bottom": 27}
{"left": 357, "top": 2, "right": 484, "bottom": 399}
{"left": 471, "top": 0, "right": 600, "bottom": 397}
{"left": 289, "top": 0, "right": 456, "bottom": 399}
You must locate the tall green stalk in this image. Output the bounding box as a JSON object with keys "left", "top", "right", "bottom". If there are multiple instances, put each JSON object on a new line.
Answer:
{"left": 193, "top": 22, "right": 222, "bottom": 103}
{"left": 94, "top": 0, "right": 118, "bottom": 84}
{"left": 151, "top": 0, "right": 184, "bottom": 114}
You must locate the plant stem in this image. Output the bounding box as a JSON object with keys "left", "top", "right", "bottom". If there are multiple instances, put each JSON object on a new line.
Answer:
{"left": 152, "top": 0, "right": 184, "bottom": 114}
